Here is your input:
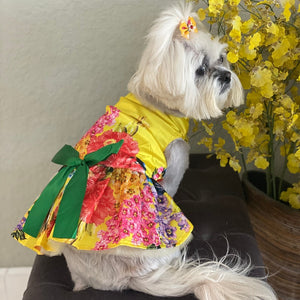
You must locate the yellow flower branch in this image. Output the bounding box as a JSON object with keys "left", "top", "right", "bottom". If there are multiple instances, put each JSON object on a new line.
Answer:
{"left": 190, "top": 0, "right": 300, "bottom": 208}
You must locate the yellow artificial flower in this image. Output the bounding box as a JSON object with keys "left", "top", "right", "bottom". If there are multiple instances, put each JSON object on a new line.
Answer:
{"left": 273, "top": 119, "right": 286, "bottom": 137}
{"left": 286, "top": 29, "right": 298, "bottom": 49}
{"left": 260, "top": 83, "right": 274, "bottom": 98}
{"left": 274, "top": 106, "right": 289, "bottom": 118}
{"left": 249, "top": 33, "right": 262, "bottom": 50}
{"left": 280, "top": 144, "right": 291, "bottom": 157}
{"left": 197, "top": 8, "right": 206, "bottom": 21}
{"left": 222, "top": 123, "right": 239, "bottom": 151}
{"left": 214, "top": 137, "right": 226, "bottom": 149}
{"left": 287, "top": 115, "right": 298, "bottom": 131}
{"left": 280, "top": 182, "right": 300, "bottom": 209}
{"left": 250, "top": 67, "right": 272, "bottom": 88}
{"left": 275, "top": 38, "right": 290, "bottom": 58}
{"left": 287, "top": 153, "right": 300, "bottom": 173}
{"left": 291, "top": 131, "right": 300, "bottom": 143}
{"left": 283, "top": 0, "right": 293, "bottom": 21}
{"left": 229, "top": 156, "right": 241, "bottom": 172}
{"left": 241, "top": 18, "right": 256, "bottom": 34}
{"left": 198, "top": 137, "right": 213, "bottom": 151}
{"left": 278, "top": 71, "right": 289, "bottom": 81}
{"left": 238, "top": 71, "right": 251, "bottom": 89}
{"left": 237, "top": 120, "right": 253, "bottom": 137}
{"left": 229, "top": 0, "right": 241, "bottom": 5}
{"left": 281, "top": 95, "right": 294, "bottom": 109}
{"left": 227, "top": 51, "right": 239, "bottom": 63}
{"left": 225, "top": 115, "right": 258, "bottom": 149}
{"left": 230, "top": 15, "right": 242, "bottom": 42}
{"left": 256, "top": 0, "right": 275, "bottom": 6}
{"left": 250, "top": 103, "right": 264, "bottom": 119}
{"left": 226, "top": 110, "right": 237, "bottom": 125}
{"left": 240, "top": 133, "right": 257, "bottom": 148}
{"left": 246, "top": 149, "right": 259, "bottom": 164}
{"left": 279, "top": 0, "right": 295, "bottom": 5}
{"left": 217, "top": 151, "right": 231, "bottom": 167}
{"left": 208, "top": 0, "right": 224, "bottom": 15}
{"left": 259, "top": 139, "right": 270, "bottom": 155}
{"left": 246, "top": 90, "right": 262, "bottom": 106}
{"left": 254, "top": 156, "right": 269, "bottom": 169}
{"left": 239, "top": 44, "right": 257, "bottom": 60}
{"left": 201, "top": 120, "right": 214, "bottom": 136}
{"left": 250, "top": 67, "right": 274, "bottom": 98}
{"left": 265, "top": 31, "right": 280, "bottom": 47}
{"left": 289, "top": 194, "right": 300, "bottom": 209}
{"left": 266, "top": 22, "right": 279, "bottom": 35}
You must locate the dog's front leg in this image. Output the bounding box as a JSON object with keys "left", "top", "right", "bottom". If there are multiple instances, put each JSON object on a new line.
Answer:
{"left": 160, "top": 138, "right": 190, "bottom": 197}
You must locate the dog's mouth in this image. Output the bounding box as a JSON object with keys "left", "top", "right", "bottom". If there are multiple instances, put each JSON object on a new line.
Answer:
{"left": 220, "top": 82, "right": 231, "bottom": 94}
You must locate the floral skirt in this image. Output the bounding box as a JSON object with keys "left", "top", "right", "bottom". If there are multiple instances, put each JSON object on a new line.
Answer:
{"left": 13, "top": 164, "right": 193, "bottom": 254}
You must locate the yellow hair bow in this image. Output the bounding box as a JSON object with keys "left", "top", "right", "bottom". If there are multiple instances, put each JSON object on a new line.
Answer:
{"left": 179, "top": 17, "right": 198, "bottom": 39}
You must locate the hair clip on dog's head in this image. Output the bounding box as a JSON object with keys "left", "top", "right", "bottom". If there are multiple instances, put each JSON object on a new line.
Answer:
{"left": 179, "top": 16, "right": 198, "bottom": 39}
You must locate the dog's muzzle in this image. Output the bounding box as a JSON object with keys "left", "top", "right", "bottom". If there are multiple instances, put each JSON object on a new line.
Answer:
{"left": 214, "top": 70, "right": 231, "bottom": 94}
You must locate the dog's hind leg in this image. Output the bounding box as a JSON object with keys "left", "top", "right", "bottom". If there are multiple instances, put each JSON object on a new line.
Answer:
{"left": 63, "top": 245, "right": 135, "bottom": 291}
{"left": 161, "top": 138, "right": 190, "bottom": 197}
{"left": 62, "top": 245, "right": 179, "bottom": 292}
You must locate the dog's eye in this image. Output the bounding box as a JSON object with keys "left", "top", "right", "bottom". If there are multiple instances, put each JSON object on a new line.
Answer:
{"left": 218, "top": 55, "right": 224, "bottom": 64}
{"left": 196, "top": 63, "right": 208, "bottom": 77}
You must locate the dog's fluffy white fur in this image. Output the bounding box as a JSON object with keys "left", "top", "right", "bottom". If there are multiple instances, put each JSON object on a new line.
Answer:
{"left": 52, "top": 3, "right": 277, "bottom": 299}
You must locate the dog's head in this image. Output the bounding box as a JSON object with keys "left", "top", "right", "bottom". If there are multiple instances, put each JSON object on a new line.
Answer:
{"left": 128, "top": 3, "right": 244, "bottom": 120}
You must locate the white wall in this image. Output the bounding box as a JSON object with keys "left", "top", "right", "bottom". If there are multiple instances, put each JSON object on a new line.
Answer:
{"left": 1, "top": 0, "right": 177, "bottom": 268}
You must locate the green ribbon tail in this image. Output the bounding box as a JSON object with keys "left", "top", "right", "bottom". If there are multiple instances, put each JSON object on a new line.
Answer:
{"left": 53, "top": 164, "right": 89, "bottom": 239}
{"left": 22, "top": 166, "right": 73, "bottom": 237}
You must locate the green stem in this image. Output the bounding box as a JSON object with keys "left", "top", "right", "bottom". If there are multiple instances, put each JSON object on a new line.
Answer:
{"left": 240, "top": 148, "right": 248, "bottom": 175}
{"left": 237, "top": 59, "right": 251, "bottom": 72}
{"left": 278, "top": 143, "right": 288, "bottom": 199}
{"left": 264, "top": 100, "right": 276, "bottom": 199}
{"left": 238, "top": 3, "right": 262, "bottom": 20}
{"left": 285, "top": 62, "right": 300, "bottom": 95}
{"left": 189, "top": 130, "right": 202, "bottom": 140}
{"left": 217, "top": 11, "right": 226, "bottom": 35}
{"left": 286, "top": 60, "right": 300, "bottom": 82}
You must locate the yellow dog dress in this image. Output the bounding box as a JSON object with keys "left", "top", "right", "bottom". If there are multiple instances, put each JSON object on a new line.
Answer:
{"left": 12, "top": 93, "right": 193, "bottom": 254}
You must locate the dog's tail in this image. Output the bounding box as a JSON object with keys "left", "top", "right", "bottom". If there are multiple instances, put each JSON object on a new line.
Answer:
{"left": 129, "top": 250, "right": 277, "bottom": 300}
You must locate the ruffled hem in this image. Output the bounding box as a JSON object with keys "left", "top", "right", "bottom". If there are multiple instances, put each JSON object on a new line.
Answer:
{"left": 13, "top": 166, "right": 193, "bottom": 254}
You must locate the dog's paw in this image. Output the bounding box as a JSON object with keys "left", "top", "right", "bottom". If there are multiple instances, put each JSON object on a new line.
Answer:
{"left": 72, "top": 277, "right": 89, "bottom": 292}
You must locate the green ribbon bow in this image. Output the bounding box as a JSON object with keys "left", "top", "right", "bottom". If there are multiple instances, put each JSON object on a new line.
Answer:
{"left": 23, "top": 140, "right": 124, "bottom": 239}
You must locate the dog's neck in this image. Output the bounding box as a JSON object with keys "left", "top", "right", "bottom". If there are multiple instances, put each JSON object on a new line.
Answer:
{"left": 134, "top": 92, "right": 185, "bottom": 118}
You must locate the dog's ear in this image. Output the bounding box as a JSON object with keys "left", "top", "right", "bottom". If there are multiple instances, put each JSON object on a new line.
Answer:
{"left": 128, "top": 3, "right": 198, "bottom": 106}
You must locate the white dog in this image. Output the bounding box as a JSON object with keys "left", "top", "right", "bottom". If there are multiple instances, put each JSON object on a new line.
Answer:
{"left": 14, "top": 3, "right": 277, "bottom": 299}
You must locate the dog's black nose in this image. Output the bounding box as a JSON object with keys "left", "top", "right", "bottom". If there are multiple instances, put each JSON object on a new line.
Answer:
{"left": 218, "top": 71, "right": 231, "bottom": 84}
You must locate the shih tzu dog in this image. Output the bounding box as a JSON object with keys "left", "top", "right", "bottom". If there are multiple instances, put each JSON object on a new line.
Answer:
{"left": 13, "top": 3, "right": 277, "bottom": 300}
